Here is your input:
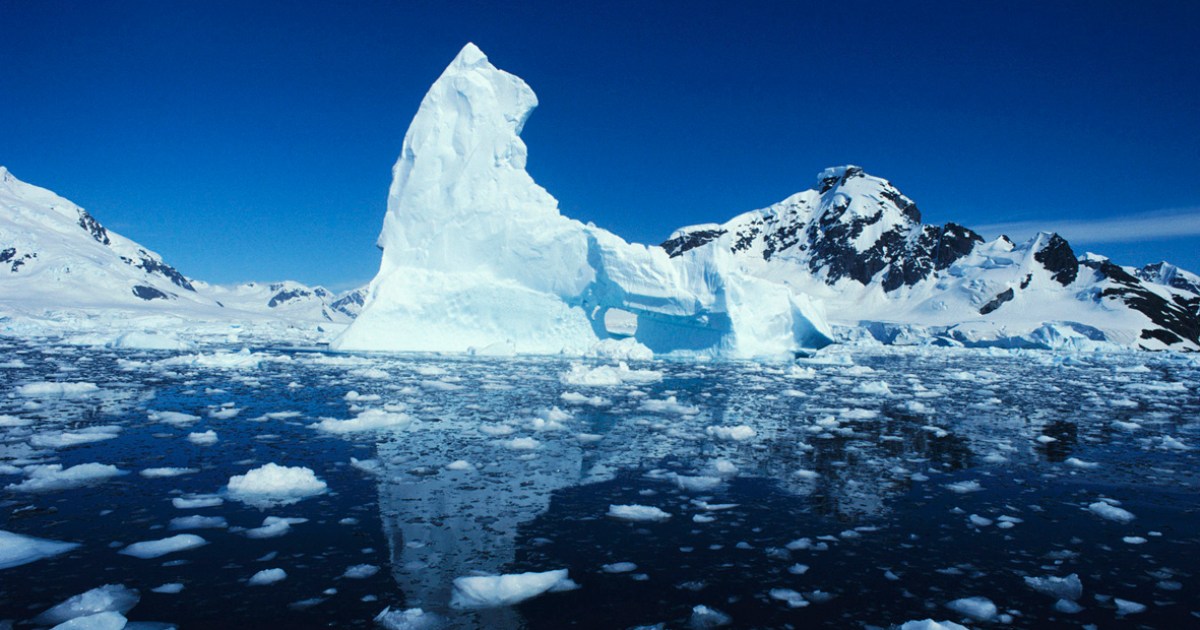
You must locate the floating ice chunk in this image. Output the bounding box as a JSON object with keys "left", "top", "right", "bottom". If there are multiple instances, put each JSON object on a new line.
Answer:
{"left": 1114, "top": 598, "right": 1145, "bottom": 615}
{"left": 312, "top": 409, "right": 410, "bottom": 434}
{"left": 897, "top": 621, "right": 969, "bottom": 630}
{"left": 154, "top": 349, "right": 283, "bottom": 370}
{"left": 208, "top": 407, "right": 240, "bottom": 420}
{"left": 169, "top": 515, "right": 227, "bottom": 530}
{"left": 172, "top": 494, "right": 223, "bottom": 509}
{"left": 0, "top": 529, "right": 79, "bottom": 569}
{"left": 148, "top": 410, "right": 200, "bottom": 426}
{"left": 587, "top": 337, "right": 653, "bottom": 360}
{"left": 1064, "top": 457, "right": 1099, "bottom": 469}
{"left": 601, "top": 562, "right": 637, "bottom": 573}
{"left": 344, "top": 391, "right": 381, "bottom": 402}
{"left": 245, "top": 516, "right": 307, "bottom": 539}
{"left": 31, "top": 427, "right": 122, "bottom": 449}
{"left": 968, "top": 514, "right": 992, "bottom": 527}
{"left": 445, "top": 460, "right": 474, "bottom": 471}
{"left": 688, "top": 604, "right": 732, "bottom": 628}
{"left": 226, "top": 463, "right": 327, "bottom": 507}
{"left": 1054, "top": 598, "right": 1084, "bottom": 613}
{"left": 140, "top": 467, "right": 199, "bottom": 478}
{"left": 1122, "top": 536, "right": 1147, "bottom": 544}
{"left": 769, "top": 588, "right": 809, "bottom": 608}
{"left": 34, "top": 584, "right": 139, "bottom": 626}
{"left": 1088, "top": 501, "right": 1135, "bottom": 523}
{"left": 640, "top": 396, "right": 700, "bottom": 416}
{"left": 151, "top": 583, "right": 184, "bottom": 594}
{"left": 48, "top": 611, "right": 127, "bottom": 630}
{"left": 450, "top": 569, "right": 577, "bottom": 609}
{"left": 120, "top": 534, "right": 207, "bottom": 559}
{"left": 248, "top": 568, "right": 287, "bottom": 586}
{"left": 7, "top": 463, "right": 125, "bottom": 492}
{"left": 1036, "top": 435, "right": 1057, "bottom": 444}
{"left": 944, "top": 480, "right": 982, "bottom": 494}
{"left": 1024, "top": 573, "right": 1082, "bottom": 600}
{"left": 945, "top": 596, "right": 997, "bottom": 621}
{"left": 350, "top": 458, "right": 383, "bottom": 475}
{"left": 608, "top": 504, "right": 671, "bottom": 522}
{"left": 1111, "top": 420, "right": 1140, "bottom": 431}
{"left": 560, "top": 362, "right": 662, "bottom": 387}
{"left": 503, "top": 437, "right": 540, "bottom": 450}
{"left": 675, "top": 475, "right": 723, "bottom": 492}
{"left": 375, "top": 606, "right": 443, "bottom": 630}
{"left": 560, "top": 391, "right": 610, "bottom": 406}
{"left": 341, "top": 564, "right": 380, "bottom": 579}
{"left": 187, "top": 430, "right": 218, "bottom": 446}
{"left": 852, "top": 381, "right": 892, "bottom": 396}
{"left": 479, "top": 424, "right": 515, "bottom": 437}
{"left": 17, "top": 381, "right": 99, "bottom": 397}
{"left": 0, "top": 413, "right": 31, "bottom": 427}
{"left": 705, "top": 425, "right": 756, "bottom": 441}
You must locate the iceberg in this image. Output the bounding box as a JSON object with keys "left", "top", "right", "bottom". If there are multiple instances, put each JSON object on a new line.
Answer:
{"left": 334, "top": 43, "right": 831, "bottom": 358}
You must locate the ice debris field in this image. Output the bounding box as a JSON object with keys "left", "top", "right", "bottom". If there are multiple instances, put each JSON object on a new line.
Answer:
{"left": 1, "top": 337, "right": 1198, "bottom": 628}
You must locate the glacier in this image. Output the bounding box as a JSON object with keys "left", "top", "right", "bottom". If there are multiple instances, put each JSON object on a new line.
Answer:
{"left": 333, "top": 43, "right": 833, "bottom": 358}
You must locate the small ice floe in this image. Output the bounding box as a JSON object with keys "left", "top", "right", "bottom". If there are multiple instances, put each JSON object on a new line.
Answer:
{"left": 120, "top": 534, "right": 207, "bottom": 559}
{"left": 607, "top": 504, "right": 671, "bottom": 522}
{"left": 226, "top": 463, "right": 327, "bottom": 507}
{"left": 601, "top": 562, "right": 638, "bottom": 574}
{"left": 0, "top": 529, "right": 79, "bottom": 569}
{"left": 248, "top": 568, "right": 287, "bottom": 586}
{"left": 944, "top": 480, "right": 982, "bottom": 494}
{"left": 945, "top": 596, "right": 997, "bottom": 621}
{"left": 151, "top": 583, "right": 184, "bottom": 594}
{"left": 172, "top": 494, "right": 223, "bottom": 509}
{"left": 560, "top": 362, "right": 662, "bottom": 387}
{"left": 350, "top": 458, "right": 383, "bottom": 475}
{"left": 967, "top": 514, "right": 993, "bottom": 527}
{"left": 33, "top": 584, "right": 139, "bottom": 627}
{"left": 445, "top": 460, "right": 474, "bottom": 471}
{"left": 1064, "top": 457, "right": 1099, "bottom": 469}
{"left": 168, "top": 515, "right": 227, "bottom": 530}
{"left": 1122, "top": 536, "right": 1147, "bottom": 544}
{"left": 16, "top": 381, "right": 99, "bottom": 397}
{"left": 1111, "top": 420, "right": 1141, "bottom": 431}
{"left": 0, "top": 414, "right": 31, "bottom": 427}
{"left": 374, "top": 606, "right": 443, "bottom": 629}
{"left": 6, "top": 463, "right": 126, "bottom": 492}
{"left": 30, "top": 426, "right": 122, "bottom": 449}
{"left": 560, "top": 391, "right": 610, "bottom": 407}
{"left": 480, "top": 424, "right": 515, "bottom": 437}
{"left": 640, "top": 396, "right": 700, "bottom": 416}
{"left": 140, "top": 467, "right": 199, "bottom": 478}
{"left": 312, "top": 409, "right": 410, "bottom": 434}
{"left": 852, "top": 381, "right": 892, "bottom": 396}
{"left": 450, "top": 569, "right": 577, "bottom": 609}
{"left": 341, "top": 564, "right": 380, "bottom": 579}
{"left": 688, "top": 604, "right": 732, "bottom": 628}
{"left": 769, "top": 588, "right": 809, "bottom": 608}
{"left": 187, "top": 430, "right": 218, "bottom": 446}
{"left": 675, "top": 475, "right": 723, "bottom": 493}
{"left": 1088, "top": 500, "right": 1135, "bottom": 523}
{"left": 1114, "top": 598, "right": 1146, "bottom": 615}
{"left": 705, "top": 425, "right": 756, "bottom": 441}
{"left": 208, "top": 407, "right": 241, "bottom": 420}
{"left": 244, "top": 516, "right": 307, "bottom": 539}
{"left": 148, "top": 410, "right": 200, "bottom": 426}
{"left": 344, "top": 391, "right": 381, "bottom": 402}
{"left": 503, "top": 437, "right": 540, "bottom": 450}
{"left": 1055, "top": 598, "right": 1084, "bottom": 613}
{"left": 1024, "top": 573, "right": 1082, "bottom": 601}
{"left": 897, "top": 621, "right": 969, "bottom": 630}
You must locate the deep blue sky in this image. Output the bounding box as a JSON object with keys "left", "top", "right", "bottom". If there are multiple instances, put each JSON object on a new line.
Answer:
{"left": 2, "top": 1, "right": 1198, "bottom": 288}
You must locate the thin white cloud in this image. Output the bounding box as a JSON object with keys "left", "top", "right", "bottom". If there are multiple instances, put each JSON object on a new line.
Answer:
{"left": 975, "top": 207, "right": 1200, "bottom": 244}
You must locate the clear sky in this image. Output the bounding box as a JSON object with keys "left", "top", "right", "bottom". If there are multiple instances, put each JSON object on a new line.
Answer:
{"left": 2, "top": 0, "right": 1198, "bottom": 289}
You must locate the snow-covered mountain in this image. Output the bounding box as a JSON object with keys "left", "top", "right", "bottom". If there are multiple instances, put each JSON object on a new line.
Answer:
{"left": 665, "top": 165, "right": 1200, "bottom": 351}
{"left": 0, "top": 167, "right": 362, "bottom": 344}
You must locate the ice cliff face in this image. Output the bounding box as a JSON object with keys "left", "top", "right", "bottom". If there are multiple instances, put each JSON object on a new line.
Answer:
{"left": 335, "top": 44, "right": 833, "bottom": 358}
{"left": 665, "top": 167, "right": 1200, "bottom": 351}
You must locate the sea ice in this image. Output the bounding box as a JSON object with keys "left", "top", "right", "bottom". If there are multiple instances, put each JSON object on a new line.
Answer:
{"left": 248, "top": 568, "right": 287, "bottom": 586}
{"left": 1024, "top": 573, "right": 1082, "bottom": 600}
{"left": 945, "top": 596, "right": 997, "bottom": 621}
{"left": 560, "top": 362, "right": 663, "bottom": 387}
{"left": 16, "top": 381, "right": 99, "bottom": 397}
{"left": 148, "top": 410, "right": 200, "bottom": 426}
{"left": 168, "top": 515, "right": 227, "bottom": 530}
{"left": 607, "top": 504, "right": 671, "bottom": 522}
{"left": 0, "top": 529, "right": 79, "bottom": 569}
{"left": 30, "top": 426, "right": 121, "bottom": 448}
{"left": 601, "top": 562, "right": 637, "bottom": 573}
{"left": 244, "top": 516, "right": 307, "bottom": 539}
{"left": 34, "top": 584, "right": 139, "bottom": 626}
{"left": 6, "top": 463, "right": 125, "bottom": 492}
{"left": 311, "top": 408, "right": 410, "bottom": 433}
{"left": 341, "top": 564, "right": 380, "bottom": 579}
{"left": 226, "top": 463, "right": 327, "bottom": 507}
{"left": 187, "top": 430, "right": 218, "bottom": 445}
{"left": 689, "top": 604, "right": 732, "bottom": 628}
{"left": 140, "top": 467, "right": 199, "bottom": 478}
{"left": 374, "top": 607, "right": 443, "bottom": 630}
{"left": 705, "top": 425, "right": 756, "bottom": 441}
{"left": 172, "top": 495, "right": 223, "bottom": 509}
{"left": 48, "top": 611, "right": 127, "bottom": 630}
{"left": 897, "top": 621, "right": 969, "bottom": 630}
{"left": 944, "top": 480, "right": 983, "bottom": 494}
{"left": 1114, "top": 598, "right": 1145, "bottom": 615}
{"left": 151, "top": 583, "right": 184, "bottom": 594}
{"left": 450, "top": 569, "right": 577, "bottom": 609}
{"left": 1088, "top": 501, "right": 1135, "bottom": 523}
{"left": 119, "top": 534, "right": 207, "bottom": 559}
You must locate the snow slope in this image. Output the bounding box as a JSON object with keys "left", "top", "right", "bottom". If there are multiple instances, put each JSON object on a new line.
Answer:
{"left": 664, "top": 165, "right": 1200, "bottom": 351}
{"left": 335, "top": 43, "right": 832, "bottom": 358}
{"left": 0, "top": 167, "right": 361, "bottom": 344}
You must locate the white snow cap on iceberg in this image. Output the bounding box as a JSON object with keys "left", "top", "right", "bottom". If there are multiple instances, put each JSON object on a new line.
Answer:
{"left": 334, "top": 43, "right": 832, "bottom": 358}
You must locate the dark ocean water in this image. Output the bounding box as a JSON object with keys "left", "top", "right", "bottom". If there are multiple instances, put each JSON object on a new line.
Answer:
{"left": 1, "top": 339, "right": 1197, "bottom": 629}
